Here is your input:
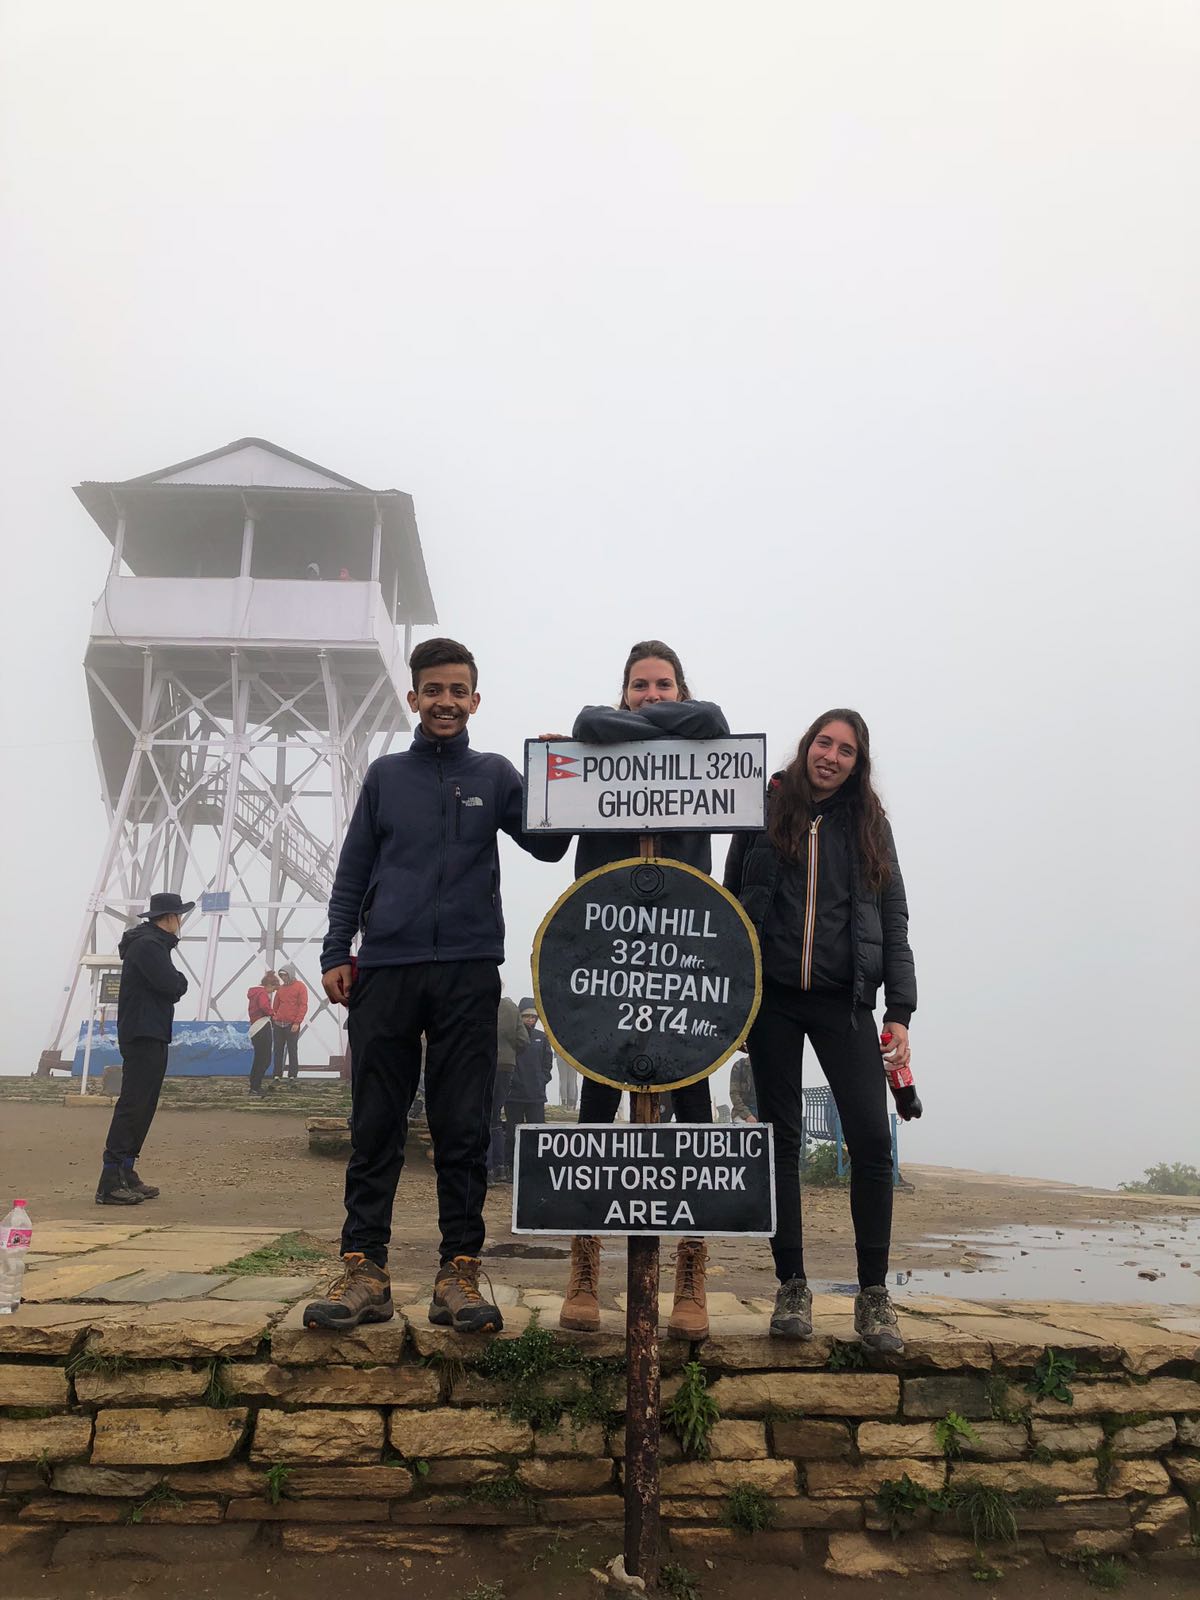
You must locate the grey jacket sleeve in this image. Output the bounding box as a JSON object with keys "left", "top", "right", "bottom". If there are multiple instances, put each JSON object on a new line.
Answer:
{"left": 572, "top": 700, "right": 729, "bottom": 743}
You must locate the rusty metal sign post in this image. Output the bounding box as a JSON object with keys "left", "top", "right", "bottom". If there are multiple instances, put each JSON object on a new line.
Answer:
{"left": 525, "top": 734, "right": 768, "bottom": 1586}
{"left": 625, "top": 1072, "right": 662, "bottom": 1580}
{"left": 625, "top": 836, "right": 663, "bottom": 1581}
{"left": 529, "top": 835, "right": 765, "bottom": 1586}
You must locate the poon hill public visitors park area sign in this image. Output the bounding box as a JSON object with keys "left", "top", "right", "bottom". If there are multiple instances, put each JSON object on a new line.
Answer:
{"left": 519, "top": 732, "right": 772, "bottom": 1583}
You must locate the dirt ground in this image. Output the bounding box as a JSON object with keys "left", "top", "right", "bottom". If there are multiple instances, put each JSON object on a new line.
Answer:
{"left": 5, "top": 1100, "right": 1196, "bottom": 1301}
{"left": 1, "top": 1542, "right": 1197, "bottom": 1600}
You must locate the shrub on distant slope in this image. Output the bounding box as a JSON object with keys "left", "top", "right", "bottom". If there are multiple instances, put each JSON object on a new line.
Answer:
{"left": 1119, "top": 1162, "right": 1200, "bottom": 1196}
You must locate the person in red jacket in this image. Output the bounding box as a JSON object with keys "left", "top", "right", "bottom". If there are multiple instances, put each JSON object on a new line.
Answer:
{"left": 247, "top": 971, "right": 279, "bottom": 1097}
{"left": 272, "top": 967, "right": 308, "bottom": 1081}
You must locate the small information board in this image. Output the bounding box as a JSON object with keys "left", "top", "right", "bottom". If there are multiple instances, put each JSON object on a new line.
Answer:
{"left": 513, "top": 1122, "right": 775, "bottom": 1237}
{"left": 201, "top": 891, "right": 231, "bottom": 914}
{"left": 98, "top": 971, "right": 121, "bottom": 1006}
{"left": 525, "top": 734, "right": 767, "bottom": 833}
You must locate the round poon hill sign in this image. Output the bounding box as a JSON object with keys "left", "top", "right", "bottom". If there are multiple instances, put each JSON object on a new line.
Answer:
{"left": 532, "top": 858, "right": 762, "bottom": 1093}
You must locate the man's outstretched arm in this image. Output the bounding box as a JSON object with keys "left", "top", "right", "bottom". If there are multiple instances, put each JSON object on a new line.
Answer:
{"left": 498, "top": 758, "right": 571, "bottom": 861}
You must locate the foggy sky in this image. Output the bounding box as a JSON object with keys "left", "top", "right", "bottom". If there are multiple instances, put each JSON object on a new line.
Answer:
{"left": 2, "top": 1, "right": 1197, "bottom": 1188}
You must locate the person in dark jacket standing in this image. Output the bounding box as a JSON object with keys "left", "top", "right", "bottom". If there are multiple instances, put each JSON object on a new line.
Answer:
{"left": 725, "top": 708, "right": 917, "bottom": 1354}
{"left": 505, "top": 999, "right": 554, "bottom": 1171}
{"left": 95, "top": 891, "right": 192, "bottom": 1205}
{"left": 303, "top": 638, "right": 568, "bottom": 1336}
{"left": 549, "top": 640, "right": 730, "bottom": 1342}
{"left": 489, "top": 992, "right": 528, "bottom": 1182}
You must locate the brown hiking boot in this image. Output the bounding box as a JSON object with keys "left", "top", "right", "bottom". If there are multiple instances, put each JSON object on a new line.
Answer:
{"left": 429, "top": 1256, "right": 503, "bottom": 1334}
{"left": 559, "top": 1235, "right": 601, "bottom": 1332}
{"left": 668, "top": 1238, "right": 709, "bottom": 1341}
{"left": 302, "top": 1253, "right": 394, "bottom": 1330}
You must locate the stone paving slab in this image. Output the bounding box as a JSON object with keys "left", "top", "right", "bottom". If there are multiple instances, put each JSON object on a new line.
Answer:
{"left": 30, "top": 1227, "right": 152, "bottom": 1255}
{"left": 1154, "top": 1313, "right": 1200, "bottom": 1334}
{"left": 0, "top": 1304, "right": 148, "bottom": 1355}
{"left": 40, "top": 1243, "right": 251, "bottom": 1275}
{"left": 20, "top": 1261, "right": 144, "bottom": 1303}
{"left": 107, "top": 1228, "right": 284, "bottom": 1249}
{"left": 207, "top": 1275, "right": 318, "bottom": 1301}
{"left": 89, "top": 1270, "right": 236, "bottom": 1303}
{"left": 924, "top": 1313, "right": 1120, "bottom": 1363}
{"left": 80, "top": 1300, "right": 284, "bottom": 1359}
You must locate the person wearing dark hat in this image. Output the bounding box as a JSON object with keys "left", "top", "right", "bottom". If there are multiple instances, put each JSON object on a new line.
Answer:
{"left": 95, "top": 892, "right": 192, "bottom": 1205}
{"left": 504, "top": 1000, "right": 554, "bottom": 1174}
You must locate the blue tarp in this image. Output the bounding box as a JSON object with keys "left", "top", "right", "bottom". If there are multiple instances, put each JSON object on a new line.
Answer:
{"left": 71, "top": 1020, "right": 255, "bottom": 1077}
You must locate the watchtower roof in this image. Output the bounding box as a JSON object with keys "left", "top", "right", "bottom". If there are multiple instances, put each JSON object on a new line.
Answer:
{"left": 75, "top": 437, "right": 437, "bottom": 624}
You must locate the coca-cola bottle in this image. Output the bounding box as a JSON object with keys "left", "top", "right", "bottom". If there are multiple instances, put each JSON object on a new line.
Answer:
{"left": 881, "top": 1032, "right": 922, "bottom": 1120}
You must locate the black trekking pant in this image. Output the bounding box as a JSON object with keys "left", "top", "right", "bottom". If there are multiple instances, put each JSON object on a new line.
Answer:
{"left": 103, "top": 1037, "right": 169, "bottom": 1165}
{"left": 577, "top": 1074, "right": 713, "bottom": 1123}
{"left": 343, "top": 960, "right": 500, "bottom": 1268}
{"left": 748, "top": 982, "right": 893, "bottom": 1290}
{"left": 273, "top": 1024, "right": 299, "bottom": 1079}
{"left": 249, "top": 1025, "right": 273, "bottom": 1091}
{"left": 504, "top": 1100, "right": 544, "bottom": 1172}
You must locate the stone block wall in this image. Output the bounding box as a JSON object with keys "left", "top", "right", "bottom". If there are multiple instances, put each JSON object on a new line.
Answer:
{"left": 0, "top": 1307, "right": 1197, "bottom": 1574}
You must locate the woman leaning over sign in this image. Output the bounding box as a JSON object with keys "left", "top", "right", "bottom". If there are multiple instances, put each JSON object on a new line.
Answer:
{"left": 724, "top": 709, "right": 916, "bottom": 1354}
{"left": 545, "top": 639, "right": 729, "bottom": 1341}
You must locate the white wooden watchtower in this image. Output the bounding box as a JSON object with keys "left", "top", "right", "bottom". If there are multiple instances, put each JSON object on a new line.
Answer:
{"left": 41, "top": 438, "right": 437, "bottom": 1072}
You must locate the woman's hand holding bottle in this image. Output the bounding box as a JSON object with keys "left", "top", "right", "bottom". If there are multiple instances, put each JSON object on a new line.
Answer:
{"left": 880, "top": 1027, "right": 922, "bottom": 1120}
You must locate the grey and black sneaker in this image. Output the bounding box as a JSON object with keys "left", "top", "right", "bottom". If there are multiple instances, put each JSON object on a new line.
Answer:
{"left": 854, "top": 1285, "right": 904, "bottom": 1354}
{"left": 94, "top": 1165, "right": 143, "bottom": 1206}
{"left": 123, "top": 1164, "right": 160, "bottom": 1200}
{"left": 769, "top": 1276, "right": 813, "bottom": 1339}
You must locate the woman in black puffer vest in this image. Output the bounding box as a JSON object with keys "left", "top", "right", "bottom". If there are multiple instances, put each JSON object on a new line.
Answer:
{"left": 724, "top": 708, "right": 917, "bottom": 1354}
{"left": 552, "top": 640, "right": 729, "bottom": 1343}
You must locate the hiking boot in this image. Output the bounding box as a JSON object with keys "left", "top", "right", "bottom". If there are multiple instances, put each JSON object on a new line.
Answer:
{"left": 769, "top": 1276, "right": 813, "bottom": 1339}
{"left": 667, "top": 1238, "right": 709, "bottom": 1341}
{"left": 94, "top": 1165, "right": 143, "bottom": 1206}
{"left": 429, "top": 1256, "right": 503, "bottom": 1334}
{"left": 855, "top": 1285, "right": 904, "bottom": 1354}
{"left": 123, "top": 1164, "right": 159, "bottom": 1200}
{"left": 302, "top": 1254, "right": 394, "bottom": 1330}
{"left": 559, "top": 1235, "right": 601, "bottom": 1332}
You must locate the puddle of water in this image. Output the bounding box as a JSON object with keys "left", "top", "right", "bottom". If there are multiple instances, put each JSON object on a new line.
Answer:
{"left": 878, "top": 1216, "right": 1200, "bottom": 1305}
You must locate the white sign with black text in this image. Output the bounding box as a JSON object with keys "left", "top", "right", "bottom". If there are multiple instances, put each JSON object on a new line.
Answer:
{"left": 512, "top": 1121, "right": 776, "bottom": 1237}
{"left": 524, "top": 735, "right": 767, "bottom": 833}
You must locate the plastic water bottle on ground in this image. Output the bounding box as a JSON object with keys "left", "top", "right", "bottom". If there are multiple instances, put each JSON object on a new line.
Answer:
{"left": 0, "top": 1200, "right": 32, "bottom": 1314}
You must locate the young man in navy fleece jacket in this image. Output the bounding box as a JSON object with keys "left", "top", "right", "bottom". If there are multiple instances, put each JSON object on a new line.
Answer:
{"left": 304, "top": 638, "right": 567, "bottom": 1334}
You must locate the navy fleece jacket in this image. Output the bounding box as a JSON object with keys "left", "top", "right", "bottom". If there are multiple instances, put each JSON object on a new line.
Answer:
{"left": 321, "top": 727, "right": 568, "bottom": 972}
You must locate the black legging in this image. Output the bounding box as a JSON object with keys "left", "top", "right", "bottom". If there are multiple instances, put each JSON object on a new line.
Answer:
{"left": 578, "top": 1074, "right": 713, "bottom": 1123}
{"left": 249, "top": 1025, "right": 273, "bottom": 1091}
{"left": 748, "top": 982, "right": 893, "bottom": 1289}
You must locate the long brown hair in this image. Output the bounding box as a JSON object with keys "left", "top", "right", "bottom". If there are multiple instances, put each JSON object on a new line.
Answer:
{"left": 619, "top": 640, "right": 692, "bottom": 708}
{"left": 767, "top": 709, "right": 893, "bottom": 893}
